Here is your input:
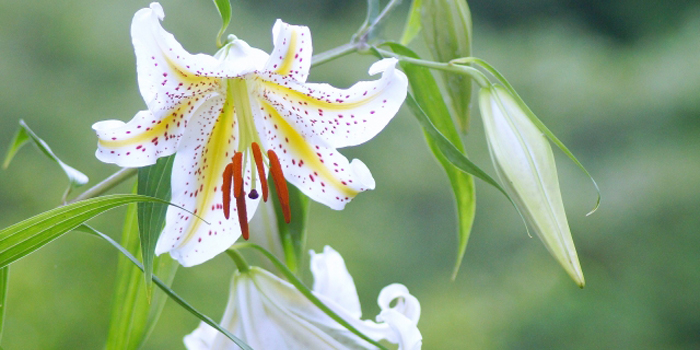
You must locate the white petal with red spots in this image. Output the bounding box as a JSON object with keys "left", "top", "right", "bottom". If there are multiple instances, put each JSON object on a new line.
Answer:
{"left": 264, "top": 19, "right": 312, "bottom": 83}
{"left": 258, "top": 58, "right": 407, "bottom": 149}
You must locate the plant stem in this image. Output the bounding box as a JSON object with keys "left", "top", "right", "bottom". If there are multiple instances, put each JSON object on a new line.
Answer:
{"left": 372, "top": 48, "right": 491, "bottom": 87}
{"left": 226, "top": 248, "right": 250, "bottom": 273}
{"left": 68, "top": 168, "right": 137, "bottom": 204}
{"left": 311, "top": 42, "right": 359, "bottom": 67}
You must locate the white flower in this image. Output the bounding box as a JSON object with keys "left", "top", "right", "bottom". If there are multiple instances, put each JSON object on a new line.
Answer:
{"left": 92, "top": 3, "right": 407, "bottom": 267}
{"left": 478, "top": 84, "right": 584, "bottom": 286}
{"left": 184, "top": 246, "right": 422, "bottom": 349}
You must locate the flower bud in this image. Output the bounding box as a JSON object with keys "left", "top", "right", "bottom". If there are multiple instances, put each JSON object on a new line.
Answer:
{"left": 478, "top": 85, "right": 585, "bottom": 287}
{"left": 421, "top": 0, "right": 473, "bottom": 132}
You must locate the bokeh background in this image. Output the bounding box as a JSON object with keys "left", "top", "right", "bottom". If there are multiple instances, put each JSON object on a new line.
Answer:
{"left": 1, "top": 0, "right": 699, "bottom": 348}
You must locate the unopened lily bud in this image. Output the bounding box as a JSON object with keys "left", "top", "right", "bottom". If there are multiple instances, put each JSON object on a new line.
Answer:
{"left": 478, "top": 85, "right": 585, "bottom": 287}
{"left": 421, "top": 0, "right": 473, "bottom": 132}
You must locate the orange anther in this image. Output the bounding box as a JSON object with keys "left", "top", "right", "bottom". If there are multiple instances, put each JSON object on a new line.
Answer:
{"left": 268, "top": 150, "right": 291, "bottom": 223}
{"left": 222, "top": 163, "right": 233, "bottom": 219}
{"left": 251, "top": 142, "right": 268, "bottom": 202}
{"left": 232, "top": 152, "right": 243, "bottom": 198}
{"left": 236, "top": 192, "right": 249, "bottom": 240}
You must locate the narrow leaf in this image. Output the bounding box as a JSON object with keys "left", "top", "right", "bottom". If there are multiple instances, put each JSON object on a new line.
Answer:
{"left": 400, "top": 0, "right": 423, "bottom": 45}
{"left": 456, "top": 57, "right": 600, "bottom": 214}
{"left": 236, "top": 243, "right": 388, "bottom": 350}
{"left": 104, "top": 189, "right": 178, "bottom": 349}
{"left": 269, "top": 183, "right": 309, "bottom": 274}
{"left": 0, "top": 194, "right": 172, "bottom": 269}
{"left": 3, "top": 120, "right": 89, "bottom": 200}
{"left": 81, "top": 226, "right": 252, "bottom": 350}
{"left": 386, "top": 43, "right": 476, "bottom": 279}
{"left": 212, "top": 0, "right": 232, "bottom": 48}
{"left": 137, "top": 155, "right": 175, "bottom": 293}
{"left": 0, "top": 266, "right": 8, "bottom": 342}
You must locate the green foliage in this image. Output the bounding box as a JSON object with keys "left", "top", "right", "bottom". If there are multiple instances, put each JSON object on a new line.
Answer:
{"left": 104, "top": 198, "right": 178, "bottom": 349}
{"left": 270, "top": 183, "right": 310, "bottom": 275}
{"left": 0, "top": 195, "right": 171, "bottom": 269}
{"left": 400, "top": 0, "right": 422, "bottom": 45}
{"left": 137, "top": 155, "right": 175, "bottom": 293}
{"left": 0, "top": 267, "right": 7, "bottom": 343}
{"left": 3, "top": 120, "right": 88, "bottom": 201}
{"left": 83, "top": 226, "right": 253, "bottom": 350}
{"left": 385, "top": 43, "right": 476, "bottom": 279}
{"left": 421, "top": 0, "right": 473, "bottom": 132}
{"left": 212, "top": 0, "right": 232, "bottom": 48}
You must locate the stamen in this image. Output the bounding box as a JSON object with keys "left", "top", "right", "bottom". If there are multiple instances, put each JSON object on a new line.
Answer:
{"left": 268, "top": 150, "right": 291, "bottom": 223}
{"left": 222, "top": 163, "right": 233, "bottom": 219}
{"left": 251, "top": 142, "right": 268, "bottom": 202}
{"left": 232, "top": 152, "right": 243, "bottom": 198}
{"left": 236, "top": 191, "right": 249, "bottom": 240}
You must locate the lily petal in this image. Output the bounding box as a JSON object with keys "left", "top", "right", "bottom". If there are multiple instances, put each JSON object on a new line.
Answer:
{"left": 264, "top": 20, "right": 313, "bottom": 83}
{"left": 154, "top": 96, "right": 261, "bottom": 267}
{"left": 132, "top": 2, "right": 223, "bottom": 115}
{"left": 310, "top": 246, "right": 362, "bottom": 319}
{"left": 259, "top": 58, "right": 408, "bottom": 149}
{"left": 254, "top": 98, "right": 375, "bottom": 210}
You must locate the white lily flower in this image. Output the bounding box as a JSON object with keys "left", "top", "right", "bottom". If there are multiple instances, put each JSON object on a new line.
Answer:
{"left": 478, "top": 84, "right": 584, "bottom": 286}
{"left": 184, "top": 246, "right": 422, "bottom": 350}
{"left": 92, "top": 3, "right": 408, "bottom": 266}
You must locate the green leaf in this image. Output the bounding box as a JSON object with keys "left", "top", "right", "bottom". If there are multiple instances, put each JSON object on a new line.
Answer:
{"left": 421, "top": 0, "right": 473, "bottom": 132}
{"left": 456, "top": 57, "right": 601, "bottom": 215}
{"left": 137, "top": 155, "right": 175, "bottom": 293}
{"left": 236, "top": 243, "right": 388, "bottom": 350}
{"left": 400, "top": 0, "right": 423, "bottom": 46}
{"left": 0, "top": 266, "right": 8, "bottom": 342}
{"left": 0, "top": 194, "right": 172, "bottom": 269}
{"left": 212, "top": 0, "right": 232, "bottom": 48}
{"left": 385, "top": 43, "right": 476, "bottom": 279}
{"left": 81, "top": 226, "right": 252, "bottom": 350}
{"left": 269, "top": 183, "right": 310, "bottom": 274}
{"left": 104, "top": 190, "right": 178, "bottom": 349}
{"left": 3, "top": 120, "right": 89, "bottom": 201}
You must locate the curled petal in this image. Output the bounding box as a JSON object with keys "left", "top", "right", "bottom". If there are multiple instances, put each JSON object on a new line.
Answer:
{"left": 154, "top": 97, "right": 261, "bottom": 267}
{"left": 93, "top": 96, "right": 204, "bottom": 167}
{"left": 255, "top": 99, "right": 375, "bottom": 210}
{"left": 264, "top": 20, "right": 313, "bottom": 83}
{"left": 132, "top": 2, "right": 223, "bottom": 115}
{"left": 377, "top": 309, "right": 423, "bottom": 350}
{"left": 310, "top": 246, "right": 362, "bottom": 319}
{"left": 378, "top": 284, "right": 421, "bottom": 325}
{"left": 258, "top": 58, "right": 407, "bottom": 149}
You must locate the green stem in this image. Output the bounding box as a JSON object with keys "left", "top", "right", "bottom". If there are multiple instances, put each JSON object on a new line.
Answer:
{"left": 372, "top": 47, "right": 491, "bottom": 87}
{"left": 311, "top": 42, "right": 359, "bottom": 67}
{"left": 226, "top": 248, "right": 250, "bottom": 273}
{"left": 68, "top": 168, "right": 137, "bottom": 204}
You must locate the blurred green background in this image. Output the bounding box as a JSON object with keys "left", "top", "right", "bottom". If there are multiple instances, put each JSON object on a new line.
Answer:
{"left": 1, "top": 0, "right": 699, "bottom": 348}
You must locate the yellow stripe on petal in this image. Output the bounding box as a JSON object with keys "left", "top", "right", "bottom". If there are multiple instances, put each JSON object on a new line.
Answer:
{"left": 260, "top": 100, "right": 358, "bottom": 198}
{"left": 179, "top": 98, "right": 235, "bottom": 246}
{"left": 98, "top": 108, "right": 181, "bottom": 149}
{"left": 262, "top": 80, "right": 381, "bottom": 111}
{"left": 275, "top": 28, "right": 298, "bottom": 77}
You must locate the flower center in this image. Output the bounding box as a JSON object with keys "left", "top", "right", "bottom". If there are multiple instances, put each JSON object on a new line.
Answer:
{"left": 220, "top": 78, "right": 291, "bottom": 240}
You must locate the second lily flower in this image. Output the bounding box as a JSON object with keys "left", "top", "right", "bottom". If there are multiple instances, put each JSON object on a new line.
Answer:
{"left": 93, "top": 2, "right": 408, "bottom": 266}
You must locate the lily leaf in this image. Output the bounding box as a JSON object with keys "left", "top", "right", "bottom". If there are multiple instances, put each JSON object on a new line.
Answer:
{"left": 399, "top": 0, "right": 423, "bottom": 45}
{"left": 454, "top": 57, "right": 601, "bottom": 214}
{"left": 82, "top": 226, "right": 252, "bottom": 350}
{"left": 3, "top": 120, "right": 89, "bottom": 201}
{"left": 0, "top": 266, "right": 7, "bottom": 342}
{"left": 0, "top": 194, "right": 172, "bottom": 269}
{"left": 212, "top": 0, "right": 232, "bottom": 48}
{"left": 103, "top": 190, "right": 178, "bottom": 349}
{"left": 137, "top": 155, "right": 175, "bottom": 293}
{"left": 385, "top": 43, "right": 476, "bottom": 279}
{"left": 236, "top": 243, "right": 388, "bottom": 350}
{"left": 269, "top": 183, "right": 309, "bottom": 274}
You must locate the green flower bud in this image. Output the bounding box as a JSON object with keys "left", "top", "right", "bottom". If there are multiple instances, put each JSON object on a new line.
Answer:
{"left": 421, "top": 0, "right": 473, "bottom": 132}
{"left": 478, "top": 85, "right": 585, "bottom": 287}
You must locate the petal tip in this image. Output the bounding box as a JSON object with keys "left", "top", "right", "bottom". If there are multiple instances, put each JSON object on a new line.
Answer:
{"left": 368, "top": 58, "right": 398, "bottom": 76}
{"left": 149, "top": 2, "right": 165, "bottom": 19}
